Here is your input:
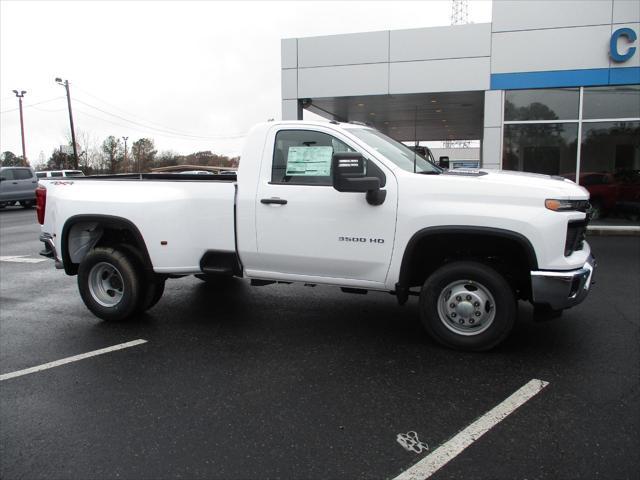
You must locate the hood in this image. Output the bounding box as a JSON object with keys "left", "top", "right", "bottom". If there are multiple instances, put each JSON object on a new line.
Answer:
{"left": 441, "top": 168, "right": 589, "bottom": 200}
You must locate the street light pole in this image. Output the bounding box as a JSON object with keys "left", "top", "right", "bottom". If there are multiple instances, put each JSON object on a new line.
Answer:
{"left": 12, "top": 89, "right": 27, "bottom": 165}
{"left": 55, "top": 77, "right": 78, "bottom": 169}
{"left": 122, "top": 136, "right": 128, "bottom": 172}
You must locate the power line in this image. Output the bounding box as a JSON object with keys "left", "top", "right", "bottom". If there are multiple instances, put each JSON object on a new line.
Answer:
{"left": 72, "top": 97, "right": 247, "bottom": 140}
{"left": 73, "top": 85, "right": 207, "bottom": 136}
{"left": 74, "top": 107, "right": 245, "bottom": 143}
{"left": 72, "top": 86, "right": 247, "bottom": 139}
{"left": 0, "top": 96, "right": 65, "bottom": 114}
{"left": 74, "top": 107, "right": 192, "bottom": 139}
{"left": 31, "top": 105, "right": 67, "bottom": 113}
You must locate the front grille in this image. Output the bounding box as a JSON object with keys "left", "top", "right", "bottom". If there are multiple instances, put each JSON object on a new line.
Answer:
{"left": 565, "top": 218, "right": 589, "bottom": 256}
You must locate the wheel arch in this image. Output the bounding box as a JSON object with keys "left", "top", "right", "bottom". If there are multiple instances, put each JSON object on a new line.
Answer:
{"left": 396, "top": 226, "right": 539, "bottom": 303}
{"left": 61, "top": 214, "right": 153, "bottom": 276}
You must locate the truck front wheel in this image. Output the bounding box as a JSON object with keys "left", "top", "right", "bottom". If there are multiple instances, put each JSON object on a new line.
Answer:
{"left": 78, "top": 247, "right": 142, "bottom": 321}
{"left": 419, "top": 261, "right": 516, "bottom": 351}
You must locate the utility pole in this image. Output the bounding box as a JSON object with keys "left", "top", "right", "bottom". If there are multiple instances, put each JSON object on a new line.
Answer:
{"left": 12, "top": 90, "right": 27, "bottom": 165}
{"left": 122, "top": 136, "right": 129, "bottom": 172}
{"left": 55, "top": 77, "right": 78, "bottom": 169}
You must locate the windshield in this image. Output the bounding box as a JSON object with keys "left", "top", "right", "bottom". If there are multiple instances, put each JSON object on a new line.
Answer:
{"left": 348, "top": 128, "right": 442, "bottom": 174}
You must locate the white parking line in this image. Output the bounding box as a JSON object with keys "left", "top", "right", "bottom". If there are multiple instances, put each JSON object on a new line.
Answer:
{"left": 0, "top": 339, "right": 148, "bottom": 381}
{"left": 0, "top": 255, "right": 47, "bottom": 264}
{"left": 393, "top": 378, "right": 549, "bottom": 480}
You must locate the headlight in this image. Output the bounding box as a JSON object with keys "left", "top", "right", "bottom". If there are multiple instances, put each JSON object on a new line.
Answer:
{"left": 545, "top": 199, "right": 590, "bottom": 212}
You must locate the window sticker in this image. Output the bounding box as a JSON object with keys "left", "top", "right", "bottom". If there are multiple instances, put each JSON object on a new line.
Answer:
{"left": 285, "top": 146, "right": 333, "bottom": 176}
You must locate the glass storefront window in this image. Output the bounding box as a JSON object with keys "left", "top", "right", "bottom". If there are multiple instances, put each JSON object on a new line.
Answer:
{"left": 579, "top": 121, "right": 640, "bottom": 224}
{"left": 582, "top": 85, "right": 640, "bottom": 120}
{"left": 503, "top": 123, "right": 578, "bottom": 176}
{"left": 504, "top": 88, "right": 579, "bottom": 121}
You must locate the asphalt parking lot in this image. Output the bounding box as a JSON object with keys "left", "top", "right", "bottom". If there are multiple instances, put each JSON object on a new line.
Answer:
{"left": 1, "top": 206, "right": 639, "bottom": 480}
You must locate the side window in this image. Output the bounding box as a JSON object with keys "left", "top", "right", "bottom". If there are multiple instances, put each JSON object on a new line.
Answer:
{"left": 1, "top": 169, "right": 15, "bottom": 180}
{"left": 36, "top": 172, "right": 46, "bottom": 178}
{"left": 50, "top": 171, "right": 63, "bottom": 177}
{"left": 271, "top": 130, "right": 355, "bottom": 185}
{"left": 13, "top": 169, "right": 33, "bottom": 180}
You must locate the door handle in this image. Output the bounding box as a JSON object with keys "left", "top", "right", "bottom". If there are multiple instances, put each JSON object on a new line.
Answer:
{"left": 260, "top": 197, "right": 288, "bottom": 205}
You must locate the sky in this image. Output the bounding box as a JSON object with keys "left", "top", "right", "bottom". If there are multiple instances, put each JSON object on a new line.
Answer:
{"left": 0, "top": 0, "right": 492, "bottom": 163}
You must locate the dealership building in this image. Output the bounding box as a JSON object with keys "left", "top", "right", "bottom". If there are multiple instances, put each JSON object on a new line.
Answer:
{"left": 281, "top": 0, "right": 639, "bottom": 223}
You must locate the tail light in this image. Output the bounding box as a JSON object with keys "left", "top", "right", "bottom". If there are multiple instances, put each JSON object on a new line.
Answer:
{"left": 36, "top": 186, "right": 47, "bottom": 225}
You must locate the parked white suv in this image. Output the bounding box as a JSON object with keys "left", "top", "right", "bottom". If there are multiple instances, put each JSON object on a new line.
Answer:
{"left": 0, "top": 166, "right": 38, "bottom": 208}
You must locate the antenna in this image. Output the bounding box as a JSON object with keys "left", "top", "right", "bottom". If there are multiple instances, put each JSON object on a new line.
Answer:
{"left": 451, "top": 0, "right": 469, "bottom": 25}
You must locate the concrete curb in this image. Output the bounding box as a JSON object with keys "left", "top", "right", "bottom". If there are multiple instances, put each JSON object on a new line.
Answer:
{"left": 587, "top": 225, "right": 640, "bottom": 236}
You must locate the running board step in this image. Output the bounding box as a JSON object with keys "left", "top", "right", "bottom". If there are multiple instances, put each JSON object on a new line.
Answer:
{"left": 199, "top": 250, "right": 242, "bottom": 277}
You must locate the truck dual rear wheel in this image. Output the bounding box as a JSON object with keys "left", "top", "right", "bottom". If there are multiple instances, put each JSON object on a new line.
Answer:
{"left": 114, "top": 243, "right": 165, "bottom": 313}
{"left": 78, "top": 247, "right": 143, "bottom": 321}
{"left": 138, "top": 277, "right": 165, "bottom": 312}
{"left": 419, "top": 261, "right": 516, "bottom": 351}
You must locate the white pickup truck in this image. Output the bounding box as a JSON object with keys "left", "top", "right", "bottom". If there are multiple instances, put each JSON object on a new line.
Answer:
{"left": 37, "top": 121, "right": 595, "bottom": 351}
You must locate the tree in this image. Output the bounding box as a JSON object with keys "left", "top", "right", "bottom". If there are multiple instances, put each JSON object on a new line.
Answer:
{"left": 47, "top": 149, "right": 73, "bottom": 170}
{"left": 131, "top": 138, "right": 157, "bottom": 172}
{"left": 155, "top": 150, "right": 180, "bottom": 168}
{"left": 1, "top": 151, "right": 21, "bottom": 166}
{"left": 180, "top": 150, "right": 238, "bottom": 168}
{"left": 101, "top": 136, "right": 122, "bottom": 174}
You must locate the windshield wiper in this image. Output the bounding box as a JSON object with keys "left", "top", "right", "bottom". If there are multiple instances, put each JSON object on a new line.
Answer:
{"left": 418, "top": 170, "right": 441, "bottom": 175}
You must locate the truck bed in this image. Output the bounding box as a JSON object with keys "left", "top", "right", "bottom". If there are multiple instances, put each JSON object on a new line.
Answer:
{"left": 71, "top": 172, "right": 238, "bottom": 182}
{"left": 41, "top": 175, "right": 238, "bottom": 274}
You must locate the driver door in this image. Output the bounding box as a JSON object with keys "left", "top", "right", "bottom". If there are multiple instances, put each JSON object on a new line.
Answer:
{"left": 252, "top": 126, "right": 397, "bottom": 285}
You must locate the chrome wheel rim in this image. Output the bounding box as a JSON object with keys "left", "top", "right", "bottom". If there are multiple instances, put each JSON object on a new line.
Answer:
{"left": 437, "top": 280, "right": 496, "bottom": 336}
{"left": 88, "top": 262, "right": 124, "bottom": 307}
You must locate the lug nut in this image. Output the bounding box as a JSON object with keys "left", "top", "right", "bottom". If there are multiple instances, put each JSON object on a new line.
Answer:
{"left": 466, "top": 295, "right": 472, "bottom": 301}
{"left": 459, "top": 319, "right": 464, "bottom": 324}
{"left": 450, "top": 303, "right": 456, "bottom": 308}
{"left": 469, "top": 318, "right": 475, "bottom": 324}
{"left": 475, "top": 311, "right": 481, "bottom": 317}
{"left": 451, "top": 312, "right": 457, "bottom": 318}
{"left": 474, "top": 301, "right": 480, "bottom": 307}
{"left": 456, "top": 296, "right": 462, "bottom": 301}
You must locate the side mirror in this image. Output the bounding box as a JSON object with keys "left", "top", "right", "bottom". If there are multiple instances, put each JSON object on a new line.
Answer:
{"left": 332, "top": 152, "right": 386, "bottom": 205}
{"left": 439, "top": 156, "right": 450, "bottom": 169}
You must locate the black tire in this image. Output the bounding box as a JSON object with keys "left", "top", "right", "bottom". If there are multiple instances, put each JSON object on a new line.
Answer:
{"left": 20, "top": 200, "right": 34, "bottom": 208}
{"left": 113, "top": 243, "right": 165, "bottom": 313}
{"left": 419, "top": 261, "right": 516, "bottom": 351}
{"left": 77, "top": 247, "right": 142, "bottom": 321}
{"left": 138, "top": 278, "right": 166, "bottom": 313}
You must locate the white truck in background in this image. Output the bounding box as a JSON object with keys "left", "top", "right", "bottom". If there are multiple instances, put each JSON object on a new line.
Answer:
{"left": 37, "top": 121, "right": 595, "bottom": 351}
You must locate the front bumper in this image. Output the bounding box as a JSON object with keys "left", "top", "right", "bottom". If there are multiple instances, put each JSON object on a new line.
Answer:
{"left": 39, "top": 233, "right": 63, "bottom": 269}
{"left": 530, "top": 254, "right": 596, "bottom": 310}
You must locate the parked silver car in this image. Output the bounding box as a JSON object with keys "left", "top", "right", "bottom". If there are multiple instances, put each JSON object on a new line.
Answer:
{"left": 0, "top": 166, "right": 38, "bottom": 208}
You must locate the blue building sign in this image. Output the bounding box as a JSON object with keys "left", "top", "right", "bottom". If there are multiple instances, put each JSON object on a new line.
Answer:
{"left": 610, "top": 27, "right": 637, "bottom": 63}
{"left": 491, "top": 27, "right": 640, "bottom": 90}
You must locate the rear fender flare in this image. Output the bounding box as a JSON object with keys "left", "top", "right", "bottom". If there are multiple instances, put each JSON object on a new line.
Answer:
{"left": 60, "top": 214, "right": 152, "bottom": 275}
